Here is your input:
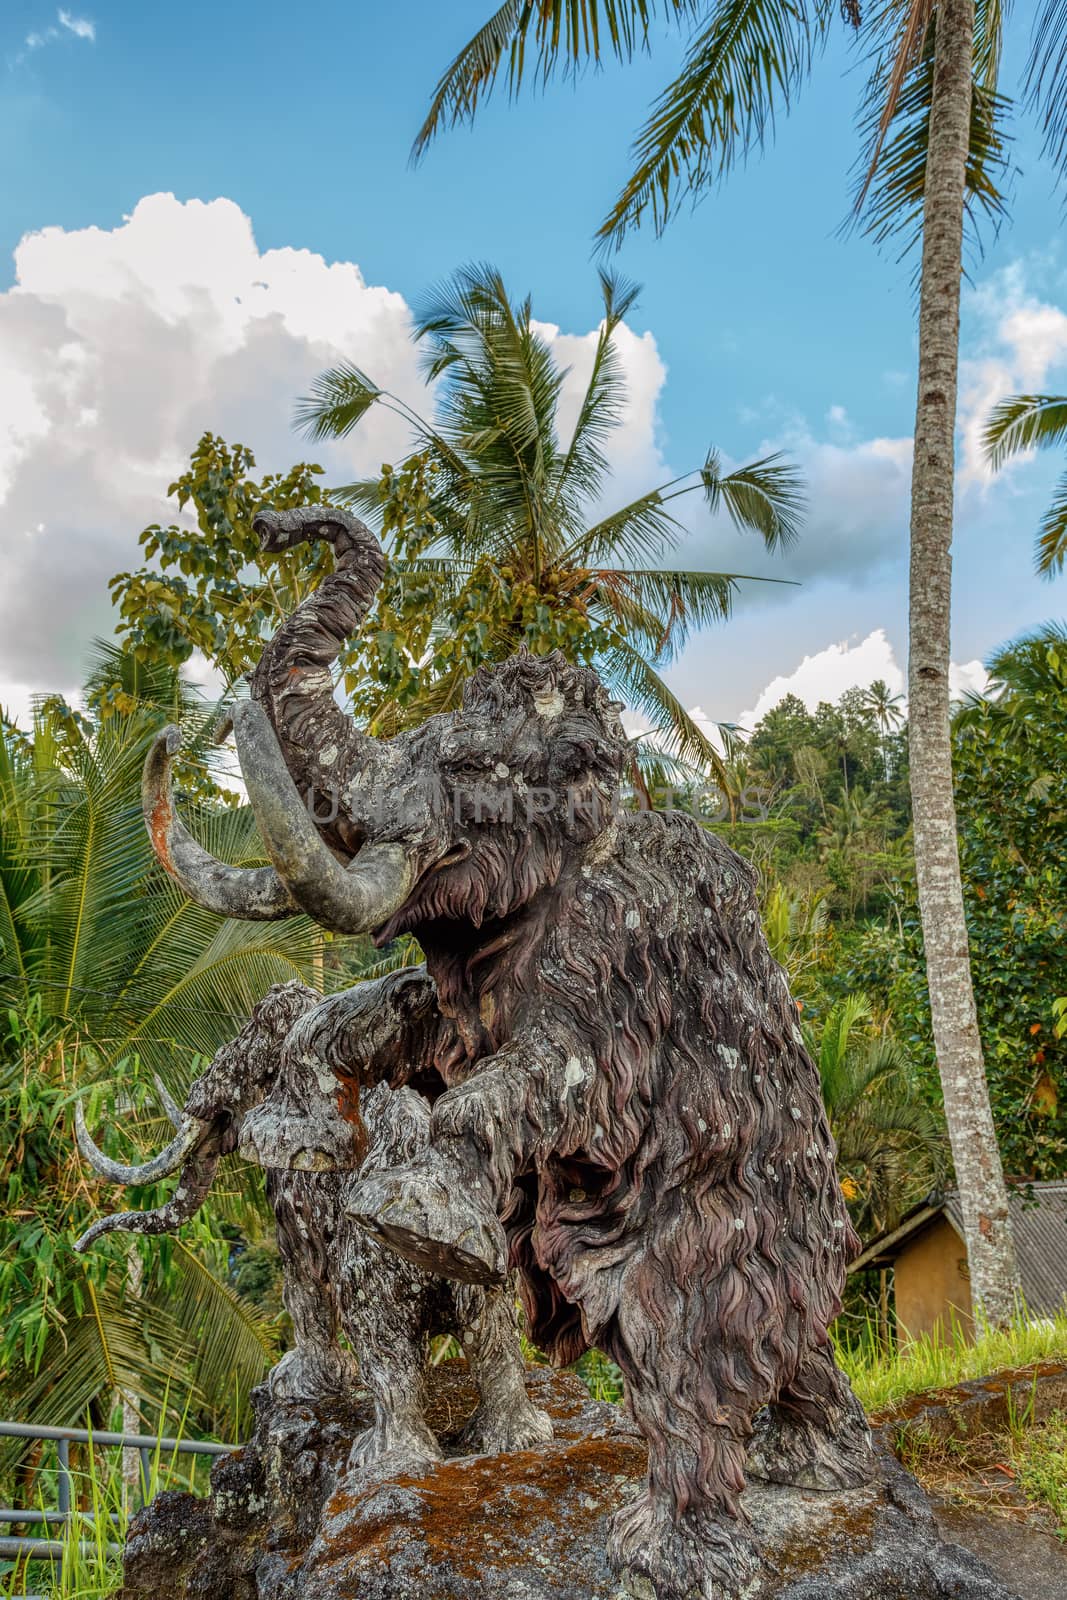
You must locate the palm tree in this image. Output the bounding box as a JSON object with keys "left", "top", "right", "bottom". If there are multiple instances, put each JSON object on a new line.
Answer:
{"left": 809, "top": 994, "right": 946, "bottom": 1238}
{"left": 408, "top": 0, "right": 1067, "bottom": 1324}
{"left": 0, "top": 647, "right": 324, "bottom": 1447}
{"left": 297, "top": 266, "right": 803, "bottom": 778}
{"left": 862, "top": 678, "right": 905, "bottom": 780}
{"left": 983, "top": 394, "right": 1067, "bottom": 577}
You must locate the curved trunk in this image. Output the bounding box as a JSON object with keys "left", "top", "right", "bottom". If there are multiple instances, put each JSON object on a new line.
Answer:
{"left": 908, "top": 0, "right": 1019, "bottom": 1323}
{"left": 248, "top": 510, "right": 389, "bottom": 832}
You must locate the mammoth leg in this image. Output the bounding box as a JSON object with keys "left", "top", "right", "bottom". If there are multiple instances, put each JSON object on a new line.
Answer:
{"left": 746, "top": 1342, "right": 874, "bottom": 1492}
{"left": 451, "top": 1284, "right": 552, "bottom": 1457}
{"left": 349, "top": 1039, "right": 582, "bottom": 1286}
{"left": 602, "top": 1278, "right": 761, "bottom": 1600}
{"left": 268, "top": 1172, "right": 359, "bottom": 1403}
{"left": 337, "top": 1083, "right": 445, "bottom": 1476}
{"left": 335, "top": 1233, "right": 443, "bottom": 1477}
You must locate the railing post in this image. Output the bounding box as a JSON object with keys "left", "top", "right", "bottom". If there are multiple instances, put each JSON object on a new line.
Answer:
{"left": 139, "top": 1448, "right": 152, "bottom": 1509}
{"left": 56, "top": 1436, "right": 71, "bottom": 1584}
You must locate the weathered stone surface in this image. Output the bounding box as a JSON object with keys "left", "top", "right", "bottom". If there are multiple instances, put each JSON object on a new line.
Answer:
{"left": 117, "top": 1365, "right": 1019, "bottom": 1600}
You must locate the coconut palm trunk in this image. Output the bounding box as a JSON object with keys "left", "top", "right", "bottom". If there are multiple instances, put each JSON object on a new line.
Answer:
{"left": 908, "top": 0, "right": 1018, "bottom": 1324}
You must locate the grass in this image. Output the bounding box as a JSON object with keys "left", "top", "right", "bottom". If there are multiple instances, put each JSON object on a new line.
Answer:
{"left": 835, "top": 1306, "right": 1067, "bottom": 1413}
{"left": 1013, "top": 1411, "right": 1067, "bottom": 1538}
{"left": 0, "top": 1434, "right": 212, "bottom": 1600}
{"left": 5, "top": 1309, "right": 1062, "bottom": 1596}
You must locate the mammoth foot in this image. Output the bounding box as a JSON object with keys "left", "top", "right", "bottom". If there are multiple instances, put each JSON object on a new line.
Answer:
{"left": 267, "top": 1345, "right": 360, "bottom": 1404}
{"left": 608, "top": 1490, "right": 761, "bottom": 1600}
{"left": 346, "top": 1152, "right": 507, "bottom": 1288}
{"left": 456, "top": 1397, "right": 554, "bottom": 1458}
{"left": 347, "top": 1415, "right": 444, "bottom": 1481}
{"left": 745, "top": 1392, "right": 875, "bottom": 1492}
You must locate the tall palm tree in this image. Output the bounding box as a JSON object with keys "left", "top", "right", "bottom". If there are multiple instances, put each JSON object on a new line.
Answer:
{"left": 0, "top": 646, "right": 324, "bottom": 1445}
{"left": 297, "top": 265, "right": 803, "bottom": 777}
{"left": 983, "top": 394, "right": 1067, "bottom": 577}
{"left": 408, "top": 0, "right": 1067, "bottom": 1325}
{"left": 863, "top": 678, "right": 904, "bottom": 780}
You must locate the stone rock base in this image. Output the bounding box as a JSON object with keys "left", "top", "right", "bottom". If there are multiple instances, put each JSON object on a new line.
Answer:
{"left": 117, "top": 1365, "right": 1019, "bottom": 1600}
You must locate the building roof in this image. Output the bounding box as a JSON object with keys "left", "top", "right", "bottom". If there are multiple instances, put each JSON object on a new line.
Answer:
{"left": 850, "top": 1182, "right": 1067, "bottom": 1318}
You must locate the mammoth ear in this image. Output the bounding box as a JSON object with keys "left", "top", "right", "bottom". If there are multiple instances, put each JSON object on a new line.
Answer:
{"left": 548, "top": 716, "right": 626, "bottom": 788}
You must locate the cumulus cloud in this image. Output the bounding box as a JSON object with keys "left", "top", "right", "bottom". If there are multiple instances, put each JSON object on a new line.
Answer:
{"left": 734, "top": 628, "right": 988, "bottom": 730}
{"left": 0, "top": 193, "right": 667, "bottom": 716}
{"left": 959, "top": 261, "right": 1067, "bottom": 488}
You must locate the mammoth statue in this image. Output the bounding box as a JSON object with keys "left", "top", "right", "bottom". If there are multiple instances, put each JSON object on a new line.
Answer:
{"left": 84, "top": 507, "right": 873, "bottom": 1599}
{"left": 75, "top": 973, "right": 552, "bottom": 1470}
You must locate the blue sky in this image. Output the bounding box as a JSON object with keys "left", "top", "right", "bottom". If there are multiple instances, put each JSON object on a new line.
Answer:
{"left": 2, "top": 1, "right": 1066, "bottom": 729}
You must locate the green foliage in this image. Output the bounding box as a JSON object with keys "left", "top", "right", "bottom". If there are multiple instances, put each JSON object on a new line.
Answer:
{"left": 1013, "top": 1411, "right": 1067, "bottom": 1539}
{"left": 806, "top": 994, "right": 945, "bottom": 1235}
{"left": 735, "top": 685, "right": 912, "bottom": 932}
{"left": 835, "top": 1303, "right": 1067, "bottom": 1414}
{"left": 983, "top": 393, "right": 1067, "bottom": 576}
{"left": 851, "top": 626, "right": 1067, "bottom": 1178}
{"left": 0, "top": 652, "right": 327, "bottom": 1455}
{"left": 108, "top": 434, "right": 335, "bottom": 689}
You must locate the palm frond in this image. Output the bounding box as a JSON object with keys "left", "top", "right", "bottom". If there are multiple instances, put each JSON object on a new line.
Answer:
{"left": 550, "top": 269, "right": 642, "bottom": 513}
{"left": 853, "top": 0, "right": 1012, "bottom": 259}
{"left": 596, "top": 0, "right": 831, "bottom": 246}
{"left": 984, "top": 395, "right": 1067, "bottom": 575}
{"left": 413, "top": 2, "right": 697, "bottom": 159}
{"left": 294, "top": 362, "right": 384, "bottom": 442}
{"left": 983, "top": 393, "right": 1067, "bottom": 468}
{"left": 1036, "top": 470, "right": 1067, "bottom": 577}
{"left": 595, "top": 566, "right": 740, "bottom": 657}
{"left": 704, "top": 449, "right": 806, "bottom": 548}
{"left": 1025, "top": 0, "right": 1067, "bottom": 181}
{"left": 151, "top": 1241, "right": 277, "bottom": 1426}
{"left": 600, "top": 641, "right": 729, "bottom": 785}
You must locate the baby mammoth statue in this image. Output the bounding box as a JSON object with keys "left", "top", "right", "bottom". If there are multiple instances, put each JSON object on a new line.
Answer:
{"left": 75, "top": 974, "right": 551, "bottom": 1474}
{"left": 79, "top": 505, "right": 873, "bottom": 1600}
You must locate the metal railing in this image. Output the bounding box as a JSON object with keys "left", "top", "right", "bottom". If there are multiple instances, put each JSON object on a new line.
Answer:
{"left": 0, "top": 1419, "right": 234, "bottom": 1597}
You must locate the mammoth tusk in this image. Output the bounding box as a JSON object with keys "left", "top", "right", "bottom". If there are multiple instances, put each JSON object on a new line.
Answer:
{"left": 153, "top": 1073, "right": 184, "bottom": 1131}
{"left": 232, "top": 699, "right": 414, "bottom": 936}
{"left": 73, "top": 1145, "right": 223, "bottom": 1252}
{"left": 142, "top": 726, "right": 299, "bottom": 921}
{"left": 75, "top": 1099, "right": 212, "bottom": 1186}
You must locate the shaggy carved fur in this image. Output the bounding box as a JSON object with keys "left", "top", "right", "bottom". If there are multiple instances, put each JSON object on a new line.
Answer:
{"left": 139, "top": 509, "right": 875, "bottom": 1599}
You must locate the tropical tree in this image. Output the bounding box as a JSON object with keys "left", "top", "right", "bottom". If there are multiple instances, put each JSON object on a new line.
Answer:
{"left": 0, "top": 647, "right": 324, "bottom": 1450}
{"left": 297, "top": 264, "right": 803, "bottom": 775}
{"left": 862, "top": 678, "right": 905, "bottom": 780}
{"left": 809, "top": 994, "right": 946, "bottom": 1238}
{"left": 411, "top": 0, "right": 1067, "bottom": 1325}
{"left": 852, "top": 624, "right": 1067, "bottom": 1181}
{"left": 983, "top": 394, "right": 1067, "bottom": 577}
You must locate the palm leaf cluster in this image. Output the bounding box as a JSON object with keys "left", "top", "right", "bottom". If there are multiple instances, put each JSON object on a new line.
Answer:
{"left": 809, "top": 994, "right": 946, "bottom": 1236}
{"left": 0, "top": 646, "right": 325, "bottom": 1455}
{"left": 414, "top": 1, "right": 1067, "bottom": 257}
{"left": 298, "top": 263, "right": 802, "bottom": 775}
{"left": 983, "top": 394, "right": 1067, "bottom": 578}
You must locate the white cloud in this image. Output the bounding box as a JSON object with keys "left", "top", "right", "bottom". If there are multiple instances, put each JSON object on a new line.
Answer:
{"left": 58, "top": 11, "right": 95, "bottom": 42}
{"left": 733, "top": 627, "right": 989, "bottom": 731}
{"left": 18, "top": 8, "right": 96, "bottom": 60}
{"left": 737, "top": 628, "right": 904, "bottom": 728}
{"left": 0, "top": 193, "right": 665, "bottom": 718}
{"left": 536, "top": 317, "right": 669, "bottom": 505}
{"left": 959, "top": 261, "right": 1067, "bottom": 488}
